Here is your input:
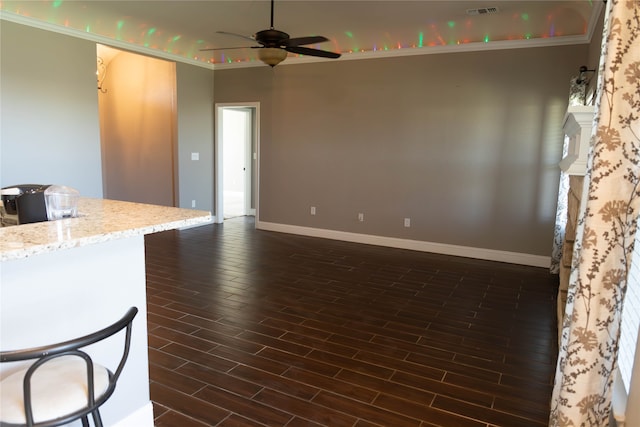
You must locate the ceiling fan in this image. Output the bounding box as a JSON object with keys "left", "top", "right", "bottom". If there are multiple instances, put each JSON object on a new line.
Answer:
{"left": 200, "top": 0, "right": 341, "bottom": 67}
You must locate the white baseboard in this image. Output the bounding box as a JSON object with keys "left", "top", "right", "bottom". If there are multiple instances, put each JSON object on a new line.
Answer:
{"left": 256, "top": 221, "right": 551, "bottom": 268}
{"left": 111, "top": 402, "right": 155, "bottom": 427}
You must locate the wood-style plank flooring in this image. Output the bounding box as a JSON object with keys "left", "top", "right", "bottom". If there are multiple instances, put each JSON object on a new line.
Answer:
{"left": 144, "top": 217, "right": 558, "bottom": 427}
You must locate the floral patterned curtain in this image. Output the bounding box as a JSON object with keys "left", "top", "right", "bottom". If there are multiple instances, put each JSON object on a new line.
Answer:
{"left": 550, "top": 136, "right": 570, "bottom": 275}
{"left": 550, "top": 0, "right": 640, "bottom": 425}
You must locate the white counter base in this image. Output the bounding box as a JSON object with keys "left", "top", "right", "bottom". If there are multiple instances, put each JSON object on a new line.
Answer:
{"left": 1, "top": 235, "right": 153, "bottom": 426}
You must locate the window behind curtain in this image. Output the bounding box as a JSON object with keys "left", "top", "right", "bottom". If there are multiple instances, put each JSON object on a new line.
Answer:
{"left": 620, "top": 222, "right": 640, "bottom": 392}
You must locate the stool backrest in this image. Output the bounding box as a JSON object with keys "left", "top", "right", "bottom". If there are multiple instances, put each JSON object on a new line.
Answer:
{"left": 0, "top": 307, "right": 138, "bottom": 427}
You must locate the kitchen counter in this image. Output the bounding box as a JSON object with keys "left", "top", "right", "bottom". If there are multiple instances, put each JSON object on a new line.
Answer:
{"left": 1, "top": 198, "right": 211, "bottom": 427}
{"left": 0, "top": 197, "right": 211, "bottom": 261}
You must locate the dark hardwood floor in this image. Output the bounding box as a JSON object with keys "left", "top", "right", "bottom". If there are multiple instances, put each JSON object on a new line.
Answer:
{"left": 144, "top": 217, "right": 558, "bottom": 427}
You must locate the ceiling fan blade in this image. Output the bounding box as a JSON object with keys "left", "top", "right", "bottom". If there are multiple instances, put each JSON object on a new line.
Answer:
{"left": 200, "top": 46, "right": 258, "bottom": 52}
{"left": 216, "top": 31, "right": 257, "bottom": 43}
{"left": 285, "top": 46, "right": 341, "bottom": 59}
{"left": 283, "top": 36, "right": 329, "bottom": 47}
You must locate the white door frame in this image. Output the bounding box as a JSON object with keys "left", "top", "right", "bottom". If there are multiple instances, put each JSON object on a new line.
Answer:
{"left": 214, "top": 102, "right": 260, "bottom": 224}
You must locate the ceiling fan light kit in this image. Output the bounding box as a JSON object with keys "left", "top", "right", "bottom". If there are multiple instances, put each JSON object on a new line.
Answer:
{"left": 258, "top": 47, "right": 288, "bottom": 67}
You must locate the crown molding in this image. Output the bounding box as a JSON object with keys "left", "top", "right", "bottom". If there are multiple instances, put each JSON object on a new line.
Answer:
{"left": 585, "top": 0, "right": 605, "bottom": 42}
{"left": 0, "top": 10, "right": 216, "bottom": 70}
{"left": 2, "top": 7, "right": 599, "bottom": 72}
{"left": 213, "top": 33, "right": 591, "bottom": 70}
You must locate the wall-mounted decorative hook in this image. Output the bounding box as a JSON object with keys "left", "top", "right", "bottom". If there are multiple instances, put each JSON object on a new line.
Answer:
{"left": 576, "top": 65, "right": 596, "bottom": 85}
{"left": 97, "top": 56, "right": 108, "bottom": 93}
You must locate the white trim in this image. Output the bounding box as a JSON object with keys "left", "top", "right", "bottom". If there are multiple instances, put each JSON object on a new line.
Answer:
{"left": 0, "top": 10, "right": 214, "bottom": 70}
{"left": 214, "top": 106, "right": 224, "bottom": 224}
{"left": 243, "top": 109, "right": 253, "bottom": 217}
{"left": 256, "top": 221, "right": 551, "bottom": 268}
{"left": 213, "top": 34, "right": 591, "bottom": 70}
{"left": 262, "top": 2, "right": 602, "bottom": 70}
{"left": 253, "top": 104, "right": 260, "bottom": 223}
{"left": 111, "top": 402, "right": 154, "bottom": 427}
{"left": 1, "top": 9, "right": 594, "bottom": 72}
{"left": 559, "top": 106, "right": 597, "bottom": 175}
{"left": 586, "top": 0, "right": 605, "bottom": 42}
{"left": 215, "top": 103, "right": 260, "bottom": 224}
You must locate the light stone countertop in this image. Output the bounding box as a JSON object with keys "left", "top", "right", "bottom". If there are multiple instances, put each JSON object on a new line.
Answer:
{"left": 0, "top": 198, "right": 212, "bottom": 261}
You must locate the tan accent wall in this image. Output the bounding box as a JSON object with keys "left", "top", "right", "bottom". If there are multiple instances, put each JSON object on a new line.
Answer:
{"left": 215, "top": 45, "right": 587, "bottom": 256}
{"left": 98, "top": 48, "right": 177, "bottom": 207}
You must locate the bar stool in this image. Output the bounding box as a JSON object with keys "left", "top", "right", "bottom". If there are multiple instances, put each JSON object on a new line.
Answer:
{"left": 0, "top": 307, "right": 138, "bottom": 427}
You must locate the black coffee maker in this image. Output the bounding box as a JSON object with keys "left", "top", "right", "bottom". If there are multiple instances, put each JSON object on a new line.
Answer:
{"left": 1, "top": 184, "right": 51, "bottom": 225}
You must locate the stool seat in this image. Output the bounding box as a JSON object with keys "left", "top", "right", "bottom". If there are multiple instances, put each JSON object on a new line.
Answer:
{"left": 0, "top": 307, "right": 137, "bottom": 427}
{"left": 1, "top": 356, "right": 109, "bottom": 424}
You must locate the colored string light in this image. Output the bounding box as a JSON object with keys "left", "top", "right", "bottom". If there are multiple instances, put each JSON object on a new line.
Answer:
{"left": 0, "top": 2, "right": 593, "bottom": 64}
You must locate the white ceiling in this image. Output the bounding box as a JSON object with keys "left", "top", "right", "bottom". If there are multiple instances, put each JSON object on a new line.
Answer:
{"left": 1, "top": 1, "right": 603, "bottom": 69}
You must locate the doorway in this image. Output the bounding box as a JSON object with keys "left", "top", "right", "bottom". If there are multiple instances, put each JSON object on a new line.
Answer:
{"left": 215, "top": 103, "right": 259, "bottom": 223}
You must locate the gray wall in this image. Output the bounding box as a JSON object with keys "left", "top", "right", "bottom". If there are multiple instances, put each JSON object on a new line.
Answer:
{"left": 0, "top": 20, "right": 215, "bottom": 213}
{"left": 176, "top": 63, "right": 215, "bottom": 212}
{"left": 214, "top": 45, "right": 587, "bottom": 256}
{"left": 0, "top": 21, "right": 103, "bottom": 197}
{"left": 1, "top": 17, "right": 593, "bottom": 259}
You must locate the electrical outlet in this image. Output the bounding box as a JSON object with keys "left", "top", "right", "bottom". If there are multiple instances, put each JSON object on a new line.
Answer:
{"left": 191, "top": 200, "right": 196, "bottom": 208}
{"left": 310, "top": 206, "right": 316, "bottom": 215}
{"left": 404, "top": 218, "right": 411, "bottom": 227}
{"left": 358, "top": 213, "right": 364, "bottom": 222}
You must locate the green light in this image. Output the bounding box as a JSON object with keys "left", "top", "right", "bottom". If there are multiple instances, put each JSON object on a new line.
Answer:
{"left": 521, "top": 13, "right": 529, "bottom": 21}
{"left": 85, "top": 25, "right": 91, "bottom": 32}
{"left": 447, "top": 21, "right": 455, "bottom": 28}
{"left": 172, "top": 35, "right": 181, "bottom": 42}
{"left": 117, "top": 21, "right": 124, "bottom": 30}
{"left": 345, "top": 31, "right": 353, "bottom": 38}
{"left": 525, "top": 33, "right": 532, "bottom": 39}
{"left": 52, "top": 0, "right": 63, "bottom": 8}
{"left": 418, "top": 32, "right": 424, "bottom": 47}
{"left": 484, "top": 35, "right": 490, "bottom": 43}
{"left": 147, "top": 28, "right": 156, "bottom": 36}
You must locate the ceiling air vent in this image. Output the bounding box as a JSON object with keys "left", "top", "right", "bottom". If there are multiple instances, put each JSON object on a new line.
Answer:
{"left": 466, "top": 7, "right": 499, "bottom": 15}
